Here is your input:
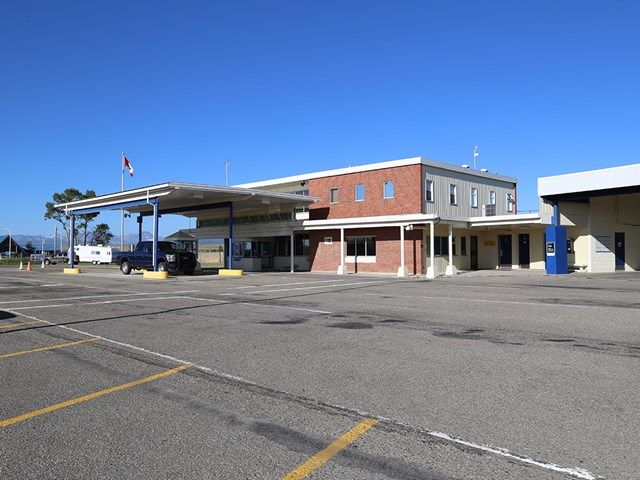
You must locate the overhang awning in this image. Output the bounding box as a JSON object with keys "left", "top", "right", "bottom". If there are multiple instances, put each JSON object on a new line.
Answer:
{"left": 54, "top": 182, "right": 317, "bottom": 217}
{"left": 538, "top": 163, "right": 640, "bottom": 201}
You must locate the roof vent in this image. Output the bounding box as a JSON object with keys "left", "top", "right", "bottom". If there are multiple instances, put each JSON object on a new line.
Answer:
{"left": 480, "top": 168, "right": 489, "bottom": 173}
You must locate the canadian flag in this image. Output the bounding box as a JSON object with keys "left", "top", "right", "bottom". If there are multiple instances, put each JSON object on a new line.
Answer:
{"left": 122, "top": 155, "right": 134, "bottom": 177}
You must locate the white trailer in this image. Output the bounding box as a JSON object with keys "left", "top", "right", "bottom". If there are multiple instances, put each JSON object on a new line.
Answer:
{"left": 70, "top": 245, "right": 113, "bottom": 264}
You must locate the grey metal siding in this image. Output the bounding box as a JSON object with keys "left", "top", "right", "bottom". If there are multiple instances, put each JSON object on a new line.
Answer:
{"left": 423, "top": 166, "right": 516, "bottom": 217}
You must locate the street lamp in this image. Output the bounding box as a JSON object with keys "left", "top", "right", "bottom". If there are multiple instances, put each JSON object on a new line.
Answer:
{"left": 2, "top": 227, "right": 11, "bottom": 257}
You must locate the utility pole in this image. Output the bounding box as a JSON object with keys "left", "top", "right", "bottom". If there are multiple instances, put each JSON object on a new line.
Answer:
{"left": 121, "top": 152, "right": 125, "bottom": 252}
{"left": 224, "top": 159, "right": 230, "bottom": 186}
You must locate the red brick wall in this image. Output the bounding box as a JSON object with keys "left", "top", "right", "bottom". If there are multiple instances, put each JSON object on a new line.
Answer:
{"left": 308, "top": 165, "right": 423, "bottom": 220}
{"left": 309, "top": 227, "right": 423, "bottom": 275}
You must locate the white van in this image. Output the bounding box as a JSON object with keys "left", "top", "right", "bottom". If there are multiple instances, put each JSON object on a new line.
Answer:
{"left": 70, "top": 245, "right": 113, "bottom": 264}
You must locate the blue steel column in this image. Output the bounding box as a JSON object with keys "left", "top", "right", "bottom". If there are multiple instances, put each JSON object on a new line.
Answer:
{"left": 152, "top": 202, "right": 159, "bottom": 271}
{"left": 552, "top": 202, "right": 560, "bottom": 226}
{"left": 137, "top": 215, "right": 143, "bottom": 243}
{"left": 228, "top": 203, "right": 234, "bottom": 269}
{"left": 69, "top": 214, "right": 76, "bottom": 268}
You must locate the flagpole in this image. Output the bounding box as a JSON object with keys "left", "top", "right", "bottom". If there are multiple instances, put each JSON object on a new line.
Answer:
{"left": 120, "top": 152, "right": 124, "bottom": 252}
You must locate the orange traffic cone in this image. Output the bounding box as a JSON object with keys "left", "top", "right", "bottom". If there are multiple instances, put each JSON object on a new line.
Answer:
{"left": 26, "top": 261, "right": 33, "bottom": 272}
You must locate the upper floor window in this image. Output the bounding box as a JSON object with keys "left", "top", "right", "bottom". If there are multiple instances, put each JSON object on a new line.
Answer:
{"left": 449, "top": 184, "right": 457, "bottom": 205}
{"left": 470, "top": 187, "right": 478, "bottom": 208}
{"left": 425, "top": 179, "right": 434, "bottom": 202}
{"left": 489, "top": 191, "right": 496, "bottom": 205}
{"left": 383, "top": 181, "right": 395, "bottom": 199}
{"left": 329, "top": 187, "right": 338, "bottom": 203}
{"left": 355, "top": 183, "right": 365, "bottom": 201}
{"left": 506, "top": 193, "right": 515, "bottom": 212}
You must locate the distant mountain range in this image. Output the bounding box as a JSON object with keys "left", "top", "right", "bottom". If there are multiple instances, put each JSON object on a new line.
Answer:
{"left": 8, "top": 233, "right": 221, "bottom": 250}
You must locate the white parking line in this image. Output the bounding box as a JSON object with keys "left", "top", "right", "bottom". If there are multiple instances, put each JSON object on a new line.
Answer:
{"left": 0, "top": 290, "right": 202, "bottom": 305}
{"left": 219, "top": 280, "right": 386, "bottom": 295}
{"left": 8, "top": 296, "right": 187, "bottom": 311}
{"left": 175, "top": 296, "right": 332, "bottom": 314}
{"left": 233, "top": 279, "right": 344, "bottom": 290}
{"left": 6, "top": 308, "right": 598, "bottom": 480}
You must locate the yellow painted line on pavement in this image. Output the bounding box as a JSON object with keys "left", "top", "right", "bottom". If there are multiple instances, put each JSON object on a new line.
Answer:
{"left": 282, "top": 418, "right": 378, "bottom": 480}
{"left": 0, "top": 364, "right": 191, "bottom": 428}
{"left": 0, "top": 320, "right": 43, "bottom": 330}
{"left": 0, "top": 337, "right": 101, "bottom": 360}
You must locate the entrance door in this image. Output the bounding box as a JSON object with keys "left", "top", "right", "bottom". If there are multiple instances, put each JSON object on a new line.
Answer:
{"left": 259, "top": 241, "right": 274, "bottom": 269}
{"left": 470, "top": 236, "right": 478, "bottom": 270}
{"left": 518, "top": 234, "right": 530, "bottom": 268}
{"left": 615, "top": 232, "right": 625, "bottom": 270}
{"left": 498, "top": 235, "right": 512, "bottom": 268}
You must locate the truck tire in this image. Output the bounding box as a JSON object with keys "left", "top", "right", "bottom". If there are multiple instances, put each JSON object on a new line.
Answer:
{"left": 120, "top": 261, "right": 132, "bottom": 275}
{"left": 157, "top": 261, "right": 167, "bottom": 272}
{"left": 44, "top": 259, "right": 51, "bottom": 265}
{"left": 183, "top": 267, "right": 195, "bottom": 276}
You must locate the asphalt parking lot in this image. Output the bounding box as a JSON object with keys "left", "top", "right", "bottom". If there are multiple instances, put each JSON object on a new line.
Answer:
{"left": 1, "top": 266, "right": 638, "bottom": 479}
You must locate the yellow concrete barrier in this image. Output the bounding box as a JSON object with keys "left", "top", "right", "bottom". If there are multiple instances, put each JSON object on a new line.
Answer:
{"left": 63, "top": 268, "right": 81, "bottom": 275}
{"left": 218, "top": 269, "right": 244, "bottom": 277}
{"left": 143, "top": 271, "right": 169, "bottom": 280}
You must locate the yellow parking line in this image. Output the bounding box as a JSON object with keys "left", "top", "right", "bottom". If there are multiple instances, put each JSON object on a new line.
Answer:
{"left": 0, "top": 364, "right": 191, "bottom": 428}
{"left": 282, "top": 418, "right": 379, "bottom": 480}
{"left": 0, "top": 337, "right": 101, "bottom": 360}
{"left": 0, "top": 320, "right": 43, "bottom": 330}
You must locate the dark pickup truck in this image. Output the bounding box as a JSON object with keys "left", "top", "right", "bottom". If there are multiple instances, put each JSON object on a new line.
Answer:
{"left": 114, "top": 241, "right": 197, "bottom": 275}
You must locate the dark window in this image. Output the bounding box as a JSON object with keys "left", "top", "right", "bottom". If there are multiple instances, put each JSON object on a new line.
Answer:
{"left": 346, "top": 236, "right": 376, "bottom": 256}
{"left": 432, "top": 236, "right": 449, "bottom": 255}
{"left": 425, "top": 179, "right": 433, "bottom": 202}
{"left": 449, "top": 184, "right": 457, "bottom": 205}
{"left": 295, "top": 235, "right": 309, "bottom": 256}
{"left": 330, "top": 187, "right": 338, "bottom": 203}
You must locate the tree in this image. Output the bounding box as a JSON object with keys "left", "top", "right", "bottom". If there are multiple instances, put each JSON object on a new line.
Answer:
{"left": 25, "top": 241, "right": 35, "bottom": 255}
{"left": 91, "top": 223, "right": 113, "bottom": 246}
{"left": 45, "top": 188, "right": 99, "bottom": 246}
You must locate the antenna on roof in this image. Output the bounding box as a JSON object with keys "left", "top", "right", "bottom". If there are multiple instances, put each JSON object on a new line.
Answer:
{"left": 223, "top": 159, "right": 230, "bottom": 186}
{"left": 473, "top": 145, "right": 479, "bottom": 170}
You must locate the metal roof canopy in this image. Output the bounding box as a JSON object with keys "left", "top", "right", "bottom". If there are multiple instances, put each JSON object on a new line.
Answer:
{"left": 54, "top": 182, "right": 317, "bottom": 216}
{"left": 55, "top": 182, "right": 316, "bottom": 273}
{"left": 538, "top": 163, "right": 640, "bottom": 202}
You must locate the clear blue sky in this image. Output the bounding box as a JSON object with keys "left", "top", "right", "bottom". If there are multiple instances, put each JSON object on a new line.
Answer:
{"left": 1, "top": 1, "right": 638, "bottom": 238}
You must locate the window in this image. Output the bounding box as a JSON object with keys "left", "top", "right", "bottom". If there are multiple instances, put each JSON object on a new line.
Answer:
{"left": 383, "top": 181, "right": 395, "bottom": 198}
{"left": 355, "top": 183, "right": 365, "bottom": 201}
{"left": 489, "top": 191, "right": 496, "bottom": 205}
{"left": 346, "top": 236, "right": 376, "bottom": 257}
{"left": 425, "top": 179, "right": 434, "bottom": 202}
{"left": 461, "top": 236, "right": 467, "bottom": 256}
{"left": 449, "top": 184, "right": 457, "bottom": 205}
{"left": 430, "top": 236, "right": 449, "bottom": 256}
{"left": 294, "top": 235, "right": 310, "bottom": 256}
{"left": 567, "top": 238, "right": 575, "bottom": 254}
{"left": 329, "top": 187, "right": 338, "bottom": 203}
{"left": 470, "top": 187, "right": 478, "bottom": 208}
{"left": 506, "top": 193, "right": 515, "bottom": 212}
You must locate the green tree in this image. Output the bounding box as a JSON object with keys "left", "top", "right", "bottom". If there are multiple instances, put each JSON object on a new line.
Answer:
{"left": 24, "top": 241, "right": 35, "bottom": 254}
{"left": 45, "top": 189, "right": 99, "bottom": 246}
{"left": 92, "top": 223, "right": 113, "bottom": 246}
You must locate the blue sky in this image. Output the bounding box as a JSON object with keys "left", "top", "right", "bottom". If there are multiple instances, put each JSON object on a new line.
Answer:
{"left": 1, "top": 1, "right": 639, "bottom": 238}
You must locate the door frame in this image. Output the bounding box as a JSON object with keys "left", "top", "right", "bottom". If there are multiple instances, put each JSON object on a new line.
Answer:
{"left": 498, "top": 234, "right": 513, "bottom": 269}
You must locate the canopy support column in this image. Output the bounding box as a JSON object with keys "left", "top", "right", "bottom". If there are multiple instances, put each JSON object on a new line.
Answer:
{"left": 397, "top": 225, "right": 409, "bottom": 277}
{"left": 426, "top": 221, "right": 435, "bottom": 279}
{"left": 290, "top": 232, "right": 295, "bottom": 273}
{"left": 445, "top": 224, "right": 454, "bottom": 276}
{"left": 69, "top": 214, "right": 76, "bottom": 269}
{"left": 337, "top": 228, "right": 347, "bottom": 275}
{"left": 137, "top": 215, "right": 143, "bottom": 243}
{"left": 152, "top": 202, "right": 159, "bottom": 271}
{"left": 227, "top": 203, "right": 234, "bottom": 270}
